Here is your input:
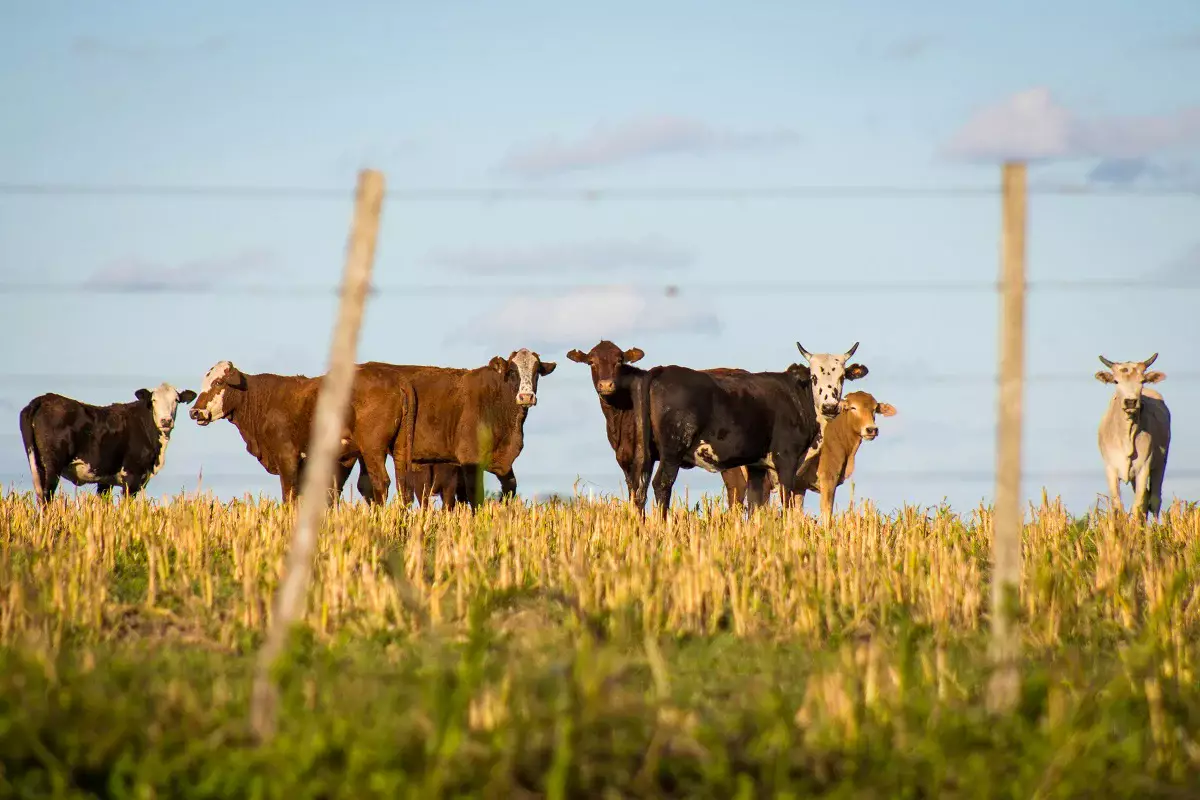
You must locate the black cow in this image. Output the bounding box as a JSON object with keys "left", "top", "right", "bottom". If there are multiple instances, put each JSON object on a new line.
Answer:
{"left": 19, "top": 383, "right": 197, "bottom": 505}
{"left": 634, "top": 363, "right": 819, "bottom": 519}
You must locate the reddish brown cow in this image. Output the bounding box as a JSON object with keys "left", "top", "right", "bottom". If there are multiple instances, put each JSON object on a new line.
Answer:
{"left": 392, "top": 464, "right": 470, "bottom": 508}
{"left": 352, "top": 348, "right": 555, "bottom": 507}
{"left": 189, "top": 360, "right": 415, "bottom": 503}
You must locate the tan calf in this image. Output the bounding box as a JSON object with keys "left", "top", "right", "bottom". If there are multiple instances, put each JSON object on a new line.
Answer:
{"left": 794, "top": 390, "right": 896, "bottom": 527}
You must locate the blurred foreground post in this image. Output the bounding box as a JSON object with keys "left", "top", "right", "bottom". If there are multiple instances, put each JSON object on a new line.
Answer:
{"left": 250, "top": 169, "right": 385, "bottom": 741}
{"left": 988, "top": 161, "right": 1026, "bottom": 713}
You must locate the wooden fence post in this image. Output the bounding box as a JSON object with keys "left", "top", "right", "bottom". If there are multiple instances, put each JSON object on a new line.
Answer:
{"left": 988, "top": 160, "right": 1027, "bottom": 712}
{"left": 250, "top": 168, "right": 386, "bottom": 741}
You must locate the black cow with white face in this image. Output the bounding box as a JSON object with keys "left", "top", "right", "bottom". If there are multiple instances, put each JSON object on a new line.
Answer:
{"left": 19, "top": 382, "right": 197, "bottom": 504}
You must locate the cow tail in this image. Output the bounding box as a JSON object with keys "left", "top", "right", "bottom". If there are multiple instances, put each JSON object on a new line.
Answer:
{"left": 397, "top": 383, "right": 416, "bottom": 476}
{"left": 19, "top": 398, "right": 45, "bottom": 501}
{"left": 633, "top": 369, "right": 654, "bottom": 503}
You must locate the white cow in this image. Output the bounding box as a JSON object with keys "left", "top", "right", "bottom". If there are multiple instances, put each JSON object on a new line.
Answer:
{"left": 1094, "top": 352, "right": 1171, "bottom": 520}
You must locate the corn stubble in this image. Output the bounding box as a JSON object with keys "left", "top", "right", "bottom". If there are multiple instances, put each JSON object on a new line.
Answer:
{"left": 3, "top": 489, "right": 1200, "bottom": 796}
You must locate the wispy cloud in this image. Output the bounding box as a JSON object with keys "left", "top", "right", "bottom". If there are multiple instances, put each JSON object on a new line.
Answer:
{"left": 336, "top": 137, "right": 426, "bottom": 170}
{"left": 942, "top": 87, "right": 1200, "bottom": 162}
{"left": 427, "top": 236, "right": 693, "bottom": 276}
{"left": 452, "top": 285, "right": 720, "bottom": 348}
{"left": 1162, "top": 30, "right": 1200, "bottom": 51}
{"left": 71, "top": 35, "right": 229, "bottom": 61}
{"left": 1156, "top": 243, "right": 1200, "bottom": 282}
{"left": 84, "top": 248, "right": 277, "bottom": 292}
{"left": 881, "top": 34, "right": 941, "bottom": 61}
{"left": 1086, "top": 157, "right": 1198, "bottom": 190}
{"left": 497, "top": 115, "right": 802, "bottom": 178}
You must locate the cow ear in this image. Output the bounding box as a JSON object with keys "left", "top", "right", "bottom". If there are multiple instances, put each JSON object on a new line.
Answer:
{"left": 178, "top": 389, "right": 198, "bottom": 403}
{"left": 845, "top": 363, "right": 869, "bottom": 380}
{"left": 227, "top": 368, "right": 248, "bottom": 389}
{"left": 489, "top": 356, "right": 508, "bottom": 373}
{"left": 787, "top": 363, "right": 811, "bottom": 382}
{"left": 135, "top": 388, "right": 152, "bottom": 403}
{"left": 566, "top": 349, "right": 588, "bottom": 363}
{"left": 1143, "top": 370, "right": 1166, "bottom": 384}
{"left": 1094, "top": 370, "right": 1116, "bottom": 384}
{"left": 624, "top": 347, "right": 645, "bottom": 363}
{"left": 538, "top": 360, "right": 557, "bottom": 376}
{"left": 876, "top": 402, "right": 897, "bottom": 417}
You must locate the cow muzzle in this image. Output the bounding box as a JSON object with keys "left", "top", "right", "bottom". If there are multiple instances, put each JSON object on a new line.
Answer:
{"left": 820, "top": 402, "right": 840, "bottom": 416}
{"left": 596, "top": 379, "right": 616, "bottom": 395}
{"left": 516, "top": 392, "right": 537, "bottom": 407}
{"left": 190, "top": 408, "right": 212, "bottom": 425}
{"left": 159, "top": 419, "right": 174, "bottom": 431}
{"left": 1123, "top": 398, "right": 1140, "bottom": 413}
{"left": 862, "top": 426, "right": 878, "bottom": 440}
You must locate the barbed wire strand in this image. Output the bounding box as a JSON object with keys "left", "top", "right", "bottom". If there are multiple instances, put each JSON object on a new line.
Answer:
{"left": 0, "top": 181, "right": 1196, "bottom": 201}
{"left": 1, "top": 277, "right": 1197, "bottom": 297}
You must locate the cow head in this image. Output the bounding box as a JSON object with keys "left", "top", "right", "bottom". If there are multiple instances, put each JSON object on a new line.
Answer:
{"left": 1095, "top": 353, "right": 1165, "bottom": 417}
{"left": 566, "top": 340, "right": 645, "bottom": 397}
{"left": 490, "top": 348, "right": 556, "bottom": 407}
{"left": 190, "top": 360, "right": 249, "bottom": 426}
{"left": 796, "top": 341, "right": 870, "bottom": 418}
{"left": 135, "top": 383, "right": 198, "bottom": 433}
{"left": 837, "top": 390, "right": 896, "bottom": 441}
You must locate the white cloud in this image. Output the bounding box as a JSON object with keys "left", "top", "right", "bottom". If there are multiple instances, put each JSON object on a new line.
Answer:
{"left": 943, "top": 87, "right": 1200, "bottom": 162}
{"left": 498, "top": 115, "right": 801, "bottom": 178}
{"left": 84, "top": 248, "right": 276, "bottom": 292}
{"left": 428, "top": 236, "right": 692, "bottom": 275}
{"left": 881, "top": 34, "right": 941, "bottom": 60}
{"left": 452, "top": 285, "right": 720, "bottom": 347}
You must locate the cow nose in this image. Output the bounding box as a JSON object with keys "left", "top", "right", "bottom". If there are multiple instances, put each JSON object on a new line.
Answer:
{"left": 864, "top": 426, "right": 878, "bottom": 437}
{"left": 597, "top": 379, "right": 616, "bottom": 394}
{"left": 517, "top": 392, "right": 536, "bottom": 406}
{"left": 189, "top": 409, "right": 200, "bottom": 419}
{"left": 821, "top": 403, "right": 840, "bottom": 415}
{"left": 1123, "top": 399, "right": 1138, "bottom": 410}
{"left": 160, "top": 419, "right": 173, "bottom": 429}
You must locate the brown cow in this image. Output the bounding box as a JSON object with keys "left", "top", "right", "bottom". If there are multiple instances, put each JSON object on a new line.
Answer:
{"left": 352, "top": 348, "right": 555, "bottom": 507}
{"left": 793, "top": 390, "right": 896, "bottom": 527}
{"left": 189, "top": 360, "right": 415, "bottom": 503}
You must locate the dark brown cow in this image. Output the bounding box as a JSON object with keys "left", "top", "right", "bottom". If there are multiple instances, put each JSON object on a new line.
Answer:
{"left": 352, "top": 348, "right": 555, "bottom": 507}
{"left": 189, "top": 360, "right": 415, "bottom": 503}
{"left": 634, "top": 361, "right": 822, "bottom": 519}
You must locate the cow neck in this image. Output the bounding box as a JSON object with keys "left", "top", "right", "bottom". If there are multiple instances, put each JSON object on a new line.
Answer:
{"left": 1114, "top": 395, "right": 1140, "bottom": 461}
{"left": 131, "top": 401, "right": 172, "bottom": 480}
{"left": 224, "top": 375, "right": 271, "bottom": 462}
{"left": 599, "top": 365, "right": 643, "bottom": 413}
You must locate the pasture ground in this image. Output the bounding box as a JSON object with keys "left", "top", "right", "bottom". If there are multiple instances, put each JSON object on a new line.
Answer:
{"left": 3, "top": 490, "right": 1200, "bottom": 798}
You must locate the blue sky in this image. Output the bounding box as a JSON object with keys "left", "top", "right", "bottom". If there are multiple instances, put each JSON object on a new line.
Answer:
{"left": 2, "top": 1, "right": 1198, "bottom": 516}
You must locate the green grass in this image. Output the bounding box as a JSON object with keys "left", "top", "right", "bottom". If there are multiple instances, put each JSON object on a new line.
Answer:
{"left": 3, "top": 489, "right": 1200, "bottom": 797}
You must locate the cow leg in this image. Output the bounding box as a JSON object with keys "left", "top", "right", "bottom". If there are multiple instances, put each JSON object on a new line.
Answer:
{"left": 1132, "top": 464, "right": 1152, "bottom": 521}
{"left": 459, "top": 464, "right": 484, "bottom": 509}
{"left": 744, "top": 467, "right": 768, "bottom": 511}
{"left": 494, "top": 468, "right": 517, "bottom": 500}
{"left": 359, "top": 451, "right": 391, "bottom": 505}
{"left": 1148, "top": 460, "right": 1167, "bottom": 520}
{"left": 96, "top": 484, "right": 113, "bottom": 500}
{"left": 1104, "top": 464, "right": 1125, "bottom": 514}
{"left": 652, "top": 459, "right": 681, "bottom": 521}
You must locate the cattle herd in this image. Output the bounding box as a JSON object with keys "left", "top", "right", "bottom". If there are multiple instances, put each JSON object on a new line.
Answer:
{"left": 16, "top": 341, "right": 1173, "bottom": 523}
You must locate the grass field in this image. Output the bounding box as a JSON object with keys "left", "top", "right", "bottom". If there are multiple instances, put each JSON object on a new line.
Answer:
{"left": 4, "top": 489, "right": 1200, "bottom": 798}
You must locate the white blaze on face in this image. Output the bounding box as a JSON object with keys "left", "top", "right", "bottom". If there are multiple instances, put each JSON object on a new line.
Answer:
{"left": 804, "top": 352, "right": 853, "bottom": 418}
{"left": 195, "top": 360, "right": 233, "bottom": 423}
{"left": 510, "top": 348, "right": 541, "bottom": 406}
{"left": 150, "top": 382, "right": 184, "bottom": 432}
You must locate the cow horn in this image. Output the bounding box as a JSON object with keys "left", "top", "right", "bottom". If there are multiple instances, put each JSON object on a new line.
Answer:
{"left": 796, "top": 342, "right": 813, "bottom": 360}
{"left": 1098, "top": 355, "right": 1115, "bottom": 368}
{"left": 1142, "top": 352, "right": 1158, "bottom": 368}
{"left": 844, "top": 341, "right": 860, "bottom": 358}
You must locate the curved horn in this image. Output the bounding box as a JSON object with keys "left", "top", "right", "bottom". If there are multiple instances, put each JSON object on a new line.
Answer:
{"left": 1142, "top": 352, "right": 1158, "bottom": 368}
{"left": 796, "top": 342, "right": 813, "bottom": 361}
{"left": 1098, "top": 355, "right": 1115, "bottom": 368}
{"left": 844, "top": 341, "right": 860, "bottom": 358}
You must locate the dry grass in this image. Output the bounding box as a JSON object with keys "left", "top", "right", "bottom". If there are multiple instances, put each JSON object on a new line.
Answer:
{"left": 4, "top": 487, "right": 1200, "bottom": 796}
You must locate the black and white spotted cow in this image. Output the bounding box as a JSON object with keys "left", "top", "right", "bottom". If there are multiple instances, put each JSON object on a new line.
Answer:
{"left": 19, "top": 383, "right": 197, "bottom": 504}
